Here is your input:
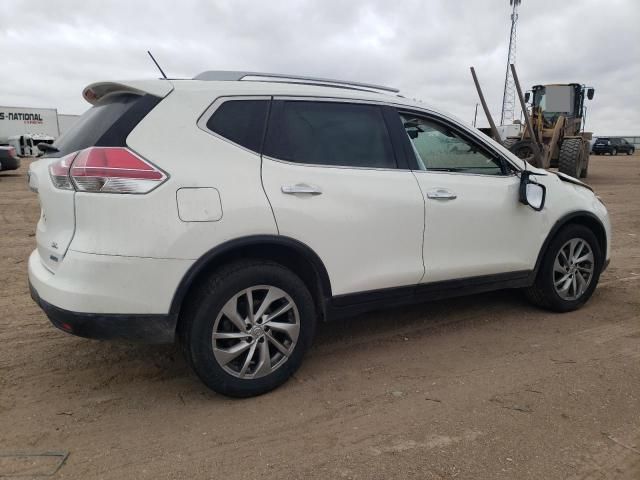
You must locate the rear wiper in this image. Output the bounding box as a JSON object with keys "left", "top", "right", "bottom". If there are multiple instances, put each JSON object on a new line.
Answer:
{"left": 37, "top": 143, "right": 59, "bottom": 153}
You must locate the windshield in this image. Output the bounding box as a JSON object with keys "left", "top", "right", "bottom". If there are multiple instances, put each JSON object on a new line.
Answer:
{"left": 534, "top": 85, "right": 575, "bottom": 114}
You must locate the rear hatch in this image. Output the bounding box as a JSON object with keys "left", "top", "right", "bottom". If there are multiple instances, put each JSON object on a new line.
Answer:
{"left": 30, "top": 81, "right": 172, "bottom": 272}
{"left": 594, "top": 138, "right": 609, "bottom": 146}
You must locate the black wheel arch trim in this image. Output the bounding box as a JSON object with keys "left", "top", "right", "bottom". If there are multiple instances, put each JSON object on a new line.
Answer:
{"left": 169, "top": 235, "right": 333, "bottom": 316}
{"left": 533, "top": 211, "right": 608, "bottom": 277}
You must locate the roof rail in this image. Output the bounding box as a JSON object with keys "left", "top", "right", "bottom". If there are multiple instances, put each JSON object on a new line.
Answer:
{"left": 193, "top": 70, "right": 399, "bottom": 93}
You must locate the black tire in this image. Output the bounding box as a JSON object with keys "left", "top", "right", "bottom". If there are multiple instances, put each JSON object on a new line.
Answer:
{"left": 579, "top": 142, "right": 590, "bottom": 178}
{"left": 178, "top": 260, "right": 317, "bottom": 397}
{"left": 579, "top": 160, "right": 589, "bottom": 178}
{"left": 502, "top": 138, "right": 520, "bottom": 150}
{"left": 558, "top": 138, "right": 583, "bottom": 178}
{"left": 611, "top": 148, "right": 617, "bottom": 156}
{"left": 628, "top": 148, "right": 635, "bottom": 156}
{"left": 525, "top": 224, "right": 603, "bottom": 312}
{"left": 508, "top": 139, "right": 539, "bottom": 167}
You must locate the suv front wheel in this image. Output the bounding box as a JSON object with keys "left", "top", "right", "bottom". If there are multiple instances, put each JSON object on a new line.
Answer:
{"left": 179, "top": 260, "right": 317, "bottom": 397}
{"left": 525, "top": 224, "right": 603, "bottom": 312}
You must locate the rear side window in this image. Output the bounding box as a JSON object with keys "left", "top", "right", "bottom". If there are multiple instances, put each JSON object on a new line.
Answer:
{"left": 51, "top": 93, "right": 159, "bottom": 157}
{"left": 206, "top": 100, "right": 270, "bottom": 153}
{"left": 264, "top": 101, "right": 396, "bottom": 169}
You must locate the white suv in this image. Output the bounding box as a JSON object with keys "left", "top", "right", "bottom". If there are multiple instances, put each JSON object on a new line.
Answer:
{"left": 28, "top": 71, "right": 611, "bottom": 397}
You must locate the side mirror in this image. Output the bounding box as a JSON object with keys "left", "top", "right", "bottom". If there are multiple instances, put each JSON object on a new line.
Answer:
{"left": 524, "top": 91, "right": 531, "bottom": 103}
{"left": 587, "top": 88, "right": 595, "bottom": 100}
{"left": 519, "top": 171, "right": 546, "bottom": 211}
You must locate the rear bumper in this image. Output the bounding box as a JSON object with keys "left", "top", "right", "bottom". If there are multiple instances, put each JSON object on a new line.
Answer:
{"left": 30, "top": 282, "right": 177, "bottom": 343}
{"left": 27, "top": 248, "right": 193, "bottom": 343}
{"left": 592, "top": 146, "right": 611, "bottom": 154}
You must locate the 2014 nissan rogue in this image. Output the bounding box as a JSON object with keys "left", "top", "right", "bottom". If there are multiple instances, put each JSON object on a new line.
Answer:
{"left": 27, "top": 71, "right": 611, "bottom": 397}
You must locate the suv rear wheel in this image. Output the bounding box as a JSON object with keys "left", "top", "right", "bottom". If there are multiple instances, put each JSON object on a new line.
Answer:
{"left": 179, "top": 260, "right": 317, "bottom": 397}
{"left": 525, "top": 224, "right": 603, "bottom": 312}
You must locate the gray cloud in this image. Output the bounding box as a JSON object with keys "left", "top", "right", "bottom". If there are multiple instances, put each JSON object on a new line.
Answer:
{"left": 1, "top": 0, "right": 638, "bottom": 134}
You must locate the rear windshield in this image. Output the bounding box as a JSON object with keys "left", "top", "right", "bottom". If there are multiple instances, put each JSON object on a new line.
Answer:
{"left": 50, "top": 93, "right": 158, "bottom": 157}
{"left": 595, "top": 138, "right": 609, "bottom": 142}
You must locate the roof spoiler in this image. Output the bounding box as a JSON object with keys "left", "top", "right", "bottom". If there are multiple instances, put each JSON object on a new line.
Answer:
{"left": 82, "top": 80, "right": 174, "bottom": 105}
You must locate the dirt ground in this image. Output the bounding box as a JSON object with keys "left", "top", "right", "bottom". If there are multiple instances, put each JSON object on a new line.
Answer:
{"left": 1, "top": 155, "right": 639, "bottom": 479}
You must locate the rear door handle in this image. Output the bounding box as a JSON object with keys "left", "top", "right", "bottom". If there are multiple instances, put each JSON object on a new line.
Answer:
{"left": 427, "top": 188, "right": 457, "bottom": 200}
{"left": 281, "top": 183, "right": 323, "bottom": 195}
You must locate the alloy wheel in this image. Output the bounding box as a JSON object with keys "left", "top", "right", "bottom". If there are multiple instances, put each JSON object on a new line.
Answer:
{"left": 553, "top": 238, "right": 595, "bottom": 301}
{"left": 212, "top": 285, "right": 300, "bottom": 379}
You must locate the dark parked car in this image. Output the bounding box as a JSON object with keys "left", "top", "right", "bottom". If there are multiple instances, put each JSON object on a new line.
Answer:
{"left": 0, "top": 146, "right": 21, "bottom": 171}
{"left": 592, "top": 137, "right": 635, "bottom": 156}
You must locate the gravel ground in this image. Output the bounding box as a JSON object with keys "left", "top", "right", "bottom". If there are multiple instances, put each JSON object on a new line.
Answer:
{"left": 1, "top": 155, "right": 639, "bottom": 479}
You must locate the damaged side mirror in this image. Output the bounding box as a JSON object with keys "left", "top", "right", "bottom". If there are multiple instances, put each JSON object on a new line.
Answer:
{"left": 519, "top": 171, "right": 546, "bottom": 211}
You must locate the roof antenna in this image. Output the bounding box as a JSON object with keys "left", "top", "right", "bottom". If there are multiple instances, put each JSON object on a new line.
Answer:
{"left": 147, "top": 50, "right": 168, "bottom": 79}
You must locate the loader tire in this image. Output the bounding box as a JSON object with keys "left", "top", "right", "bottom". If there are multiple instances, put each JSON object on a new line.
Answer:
{"left": 558, "top": 138, "right": 583, "bottom": 178}
{"left": 509, "top": 139, "right": 539, "bottom": 167}
{"left": 502, "top": 138, "right": 519, "bottom": 150}
{"left": 579, "top": 158, "right": 589, "bottom": 178}
{"left": 579, "top": 141, "right": 590, "bottom": 178}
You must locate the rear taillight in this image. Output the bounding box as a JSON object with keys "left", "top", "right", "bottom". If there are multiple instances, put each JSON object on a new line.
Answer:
{"left": 49, "top": 152, "right": 77, "bottom": 190}
{"left": 48, "top": 147, "right": 166, "bottom": 194}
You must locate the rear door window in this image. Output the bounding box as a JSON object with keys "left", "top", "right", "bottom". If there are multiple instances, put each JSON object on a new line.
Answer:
{"left": 263, "top": 100, "right": 396, "bottom": 169}
{"left": 206, "top": 99, "right": 270, "bottom": 153}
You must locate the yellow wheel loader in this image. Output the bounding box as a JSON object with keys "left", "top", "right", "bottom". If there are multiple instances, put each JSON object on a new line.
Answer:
{"left": 505, "top": 83, "right": 595, "bottom": 178}
{"left": 471, "top": 65, "right": 595, "bottom": 179}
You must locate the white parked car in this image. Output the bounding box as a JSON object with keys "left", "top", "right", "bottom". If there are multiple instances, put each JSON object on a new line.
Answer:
{"left": 28, "top": 72, "right": 611, "bottom": 397}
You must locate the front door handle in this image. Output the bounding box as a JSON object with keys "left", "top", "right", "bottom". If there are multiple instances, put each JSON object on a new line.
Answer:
{"left": 427, "top": 188, "right": 457, "bottom": 200}
{"left": 281, "top": 183, "right": 323, "bottom": 195}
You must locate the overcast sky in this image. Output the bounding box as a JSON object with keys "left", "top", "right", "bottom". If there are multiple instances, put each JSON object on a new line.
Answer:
{"left": 1, "top": 0, "right": 638, "bottom": 134}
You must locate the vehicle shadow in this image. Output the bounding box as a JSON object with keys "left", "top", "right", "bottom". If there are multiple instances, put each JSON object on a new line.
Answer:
{"left": 314, "top": 288, "right": 528, "bottom": 348}
{"left": 45, "top": 288, "right": 531, "bottom": 400}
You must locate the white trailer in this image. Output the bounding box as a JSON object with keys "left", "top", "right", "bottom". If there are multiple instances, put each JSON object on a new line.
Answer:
{"left": 0, "top": 106, "right": 60, "bottom": 156}
{"left": 58, "top": 114, "right": 80, "bottom": 135}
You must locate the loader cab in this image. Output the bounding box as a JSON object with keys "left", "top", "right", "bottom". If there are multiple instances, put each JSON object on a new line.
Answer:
{"left": 530, "top": 84, "right": 593, "bottom": 128}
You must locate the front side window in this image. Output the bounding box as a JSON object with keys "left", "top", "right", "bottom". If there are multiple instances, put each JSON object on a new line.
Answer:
{"left": 401, "top": 114, "right": 504, "bottom": 175}
{"left": 264, "top": 101, "right": 396, "bottom": 169}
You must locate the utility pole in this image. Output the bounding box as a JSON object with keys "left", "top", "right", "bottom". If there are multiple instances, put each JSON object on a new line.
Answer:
{"left": 500, "top": 0, "right": 521, "bottom": 126}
